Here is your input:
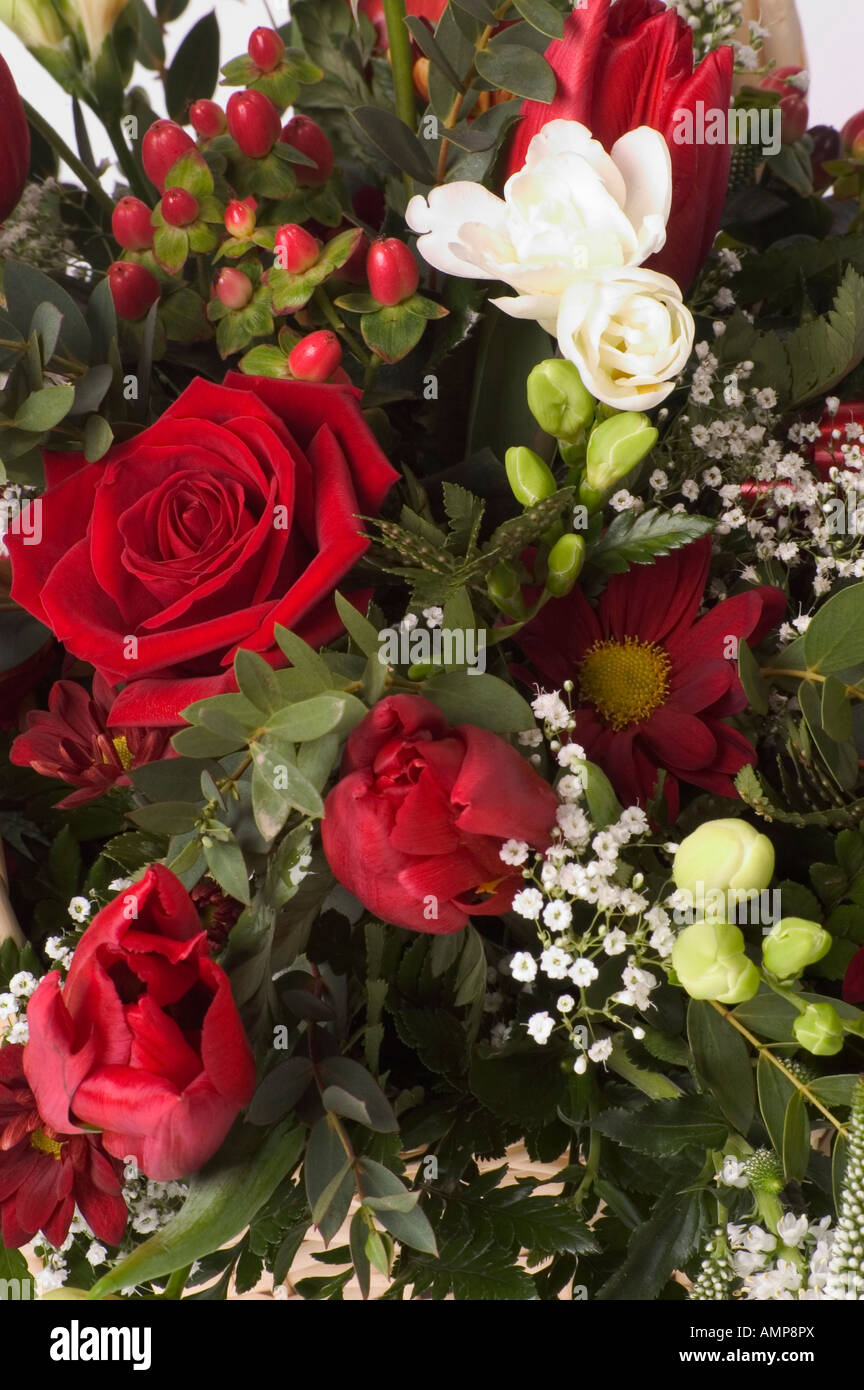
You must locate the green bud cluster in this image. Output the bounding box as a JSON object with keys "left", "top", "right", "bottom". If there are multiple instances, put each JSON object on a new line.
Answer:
{"left": 689, "top": 1227, "right": 734, "bottom": 1301}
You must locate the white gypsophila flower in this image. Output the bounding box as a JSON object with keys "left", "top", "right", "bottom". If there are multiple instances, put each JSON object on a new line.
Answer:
{"left": 509, "top": 952, "right": 538, "bottom": 983}
{"left": 35, "top": 1266, "right": 67, "bottom": 1295}
{"left": 500, "top": 839, "right": 530, "bottom": 867}
{"left": 650, "top": 469, "right": 668, "bottom": 490}
{"left": 68, "top": 895, "right": 91, "bottom": 924}
{"left": 108, "top": 877, "right": 133, "bottom": 892}
{"left": 6, "top": 1020, "right": 28, "bottom": 1044}
{"left": 518, "top": 728, "right": 544, "bottom": 748}
{"left": 569, "top": 958, "right": 599, "bottom": 988}
{"left": 527, "top": 1011, "right": 555, "bottom": 1045}
{"left": 0, "top": 993, "right": 16, "bottom": 1021}
{"left": 588, "top": 1037, "right": 613, "bottom": 1063}
{"left": 682, "top": 479, "right": 700, "bottom": 502}
{"left": 557, "top": 994, "right": 575, "bottom": 1014}
{"left": 540, "top": 945, "right": 572, "bottom": 980}
{"left": 44, "top": 936, "right": 68, "bottom": 961}
{"left": 557, "top": 804, "right": 592, "bottom": 847}
{"left": 490, "top": 1021, "right": 512, "bottom": 1050}
{"left": 557, "top": 774, "right": 584, "bottom": 802}
{"left": 9, "top": 971, "right": 37, "bottom": 998}
{"left": 573, "top": 1054, "right": 588, "bottom": 1074}
{"left": 531, "top": 691, "right": 571, "bottom": 729}
{"left": 407, "top": 119, "right": 672, "bottom": 336}
{"left": 512, "top": 888, "right": 544, "bottom": 920}
{"left": 557, "top": 742, "right": 587, "bottom": 768}
{"left": 540, "top": 860, "right": 560, "bottom": 890}
{"left": 649, "top": 925, "right": 675, "bottom": 957}
{"left": 542, "top": 900, "right": 573, "bottom": 933}
{"left": 632, "top": 1026, "right": 645, "bottom": 1040}
{"left": 85, "top": 1242, "right": 107, "bottom": 1266}
{"left": 591, "top": 830, "right": 619, "bottom": 860}
{"left": 423, "top": 607, "right": 443, "bottom": 628}
{"left": 618, "top": 806, "right": 649, "bottom": 836}
{"left": 603, "top": 929, "right": 628, "bottom": 956}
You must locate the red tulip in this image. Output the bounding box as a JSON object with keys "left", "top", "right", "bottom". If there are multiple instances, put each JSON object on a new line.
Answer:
{"left": 227, "top": 89, "right": 281, "bottom": 158}
{"left": 112, "top": 195, "right": 154, "bottom": 251}
{"left": 248, "top": 26, "right": 285, "bottom": 73}
{"left": 367, "top": 238, "right": 419, "bottom": 305}
{"left": 274, "top": 222, "right": 320, "bottom": 273}
{"left": 0, "top": 52, "right": 30, "bottom": 224}
{"left": 108, "top": 261, "right": 161, "bottom": 320}
{"left": 215, "top": 267, "right": 254, "bottom": 309}
{"left": 161, "top": 186, "right": 199, "bottom": 227}
{"left": 505, "top": 0, "right": 734, "bottom": 292}
{"left": 190, "top": 99, "right": 227, "bottom": 139}
{"left": 142, "top": 119, "right": 197, "bottom": 192}
{"left": 279, "top": 115, "right": 333, "bottom": 187}
{"left": 288, "top": 330, "right": 342, "bottom": 382}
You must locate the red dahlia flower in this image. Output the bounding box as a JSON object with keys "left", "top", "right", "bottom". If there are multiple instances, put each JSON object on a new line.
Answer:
{"left": 0, "top": 1045, "right": 126, "bottom": 1250}
{"left": 10, "top": 672, "right": 172, "bottom": 807}
{"left": 515, "top": 539, "right": 784, "bottom": 819}
{"left": 506, "top": 0, "right": 734, "bottom": 291}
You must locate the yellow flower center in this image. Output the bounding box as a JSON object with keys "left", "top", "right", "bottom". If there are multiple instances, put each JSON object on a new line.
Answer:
{"left": 577, "top": 637, "right": 671, "bottom": 731}
{"left": 30, "top": 1129, "right": 64, "bottom": 1160}
{"left": 112, "top": 735, "right": 134, "bottom": 771}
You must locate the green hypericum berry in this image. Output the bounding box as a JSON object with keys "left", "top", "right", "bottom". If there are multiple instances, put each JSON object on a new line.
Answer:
{"left": 792, "top": 1002, "right": 844, "bottom": 1056}
{"left": 762, "top": 917, "right": 832, "bottom": 979}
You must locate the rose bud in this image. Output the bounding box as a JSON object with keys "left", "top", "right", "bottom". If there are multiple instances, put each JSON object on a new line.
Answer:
{"left": 671, "top": 920, "right": 760, "bottom": 1005}
{"left": 279, "top": 114, "right": 333, "bottom": 186}
{"left": 762, "top": 918, "right": 832, "bottom": 980}
{"left": 142, "top": 118, "right": 196, "bottom": 192}
{"left": 544, "top": 533, "right": 586, "bottom": 598}
{"left": 248, "top": 25, "right": 285, "bottom": 72}
{"left": 527, "top": 358, "right": 594, "bottom": 442}
{"left": 112, "top": 195, "right": 154, "bottom": 251}
{"left": 367, "top": 237, "right": 419, "bottom": 306}
{"left": 505, "top": 445, "right": 556, "bottom": 507}
{"left": 225, "top": 197, "right": 257, "bottom": 238}
{"left": 673, "top": 818, "right": 775, "bottom": 908}
{"left": 808, "top": 124, "right": 842, "bottom": 192}
{"left": 792, "top": 1002, "right": 844, "bottom": 1056}
{"left": 161, "top": 187, "right": 199, "bottom": 227}
{"left": 190, "top": 99, "right": 227, "bottom": 139}
{"left": 215, "top": 267, "right": 254, "bottom": 309}
{"left": 840, "top": 109, "right": 864, "bottom": 157}
{"left": 108, "top": 261, "right": 161, "bottom": 321}
{"left": 274, "top": 222, "right": 320, "bottom": 274}
{"left": 226, "top": 89, "right": 281, "bottom": 158}
{"left": 288, "top": 330, "right": 342, "bottom": 382}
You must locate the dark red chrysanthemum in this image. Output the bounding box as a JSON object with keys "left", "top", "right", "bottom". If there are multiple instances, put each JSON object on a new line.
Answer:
{"left": 9, "top": 672, "right": 172, "bottom": 807}
{"left": 516, "top": 538, "right": 785, "bottom": 819}
{"left": 0, "top": 1044, "right": 127, "bottom": 1250}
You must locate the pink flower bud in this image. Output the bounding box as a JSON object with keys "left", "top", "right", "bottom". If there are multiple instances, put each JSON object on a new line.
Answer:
{"left": 226, "top": 89, "right": 281, "bottom": 159}
{"left": 248, "top": 26, "right": 285, "bottom": 73}
{"left": 288, "top": 330, "right": 342, "bottom": 382}
{"left": 215, "top": 268, "right": 254, "bottom": 310}
{"left": 225, "top": 197, "right": 258, "bottom": 238}
{"left": 108, "top": 262, "right": 161, "bottom": 321}
{"left": 841, "top": 109, "right": 864, "bottom": 158}
{"left": 367, "top": 238, "right": 419, "bottom": 306}
{"left": 760, "top": 67, "right": 809, "bottom": 145}
{"left": 278, "top": 115, "right": 333, "bottom": 187}
{"left": 161, "top": 187, "right": 199, "bottom": 227}
{"left": 274, "top": 223, "right": 320, "bottom": 273}
{"left": 112, "top": 196, "right": 154, "bottom": 251}
{"left": 142, "top": 119, "right": 197, "bottom": 192}
{"left": 190, "top": 99, "right": 227, "bottom": 139}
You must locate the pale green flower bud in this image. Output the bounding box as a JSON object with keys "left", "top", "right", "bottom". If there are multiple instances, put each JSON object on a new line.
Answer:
{"left": 0, "top": 0, "right": 69, "bottom": 46}
{"left": 673, "top": 818, "right": 775, "bottom": 906}
{"left": 505, "top": 446, "right": 557, "bottom": 508}
{"left": 671, "top": 920, "right": 760, "bottom": 1004}
{"left": 545, "top": 533, "right": 586, "bottom": 597}
{"left": 792, "top": 1002, "right": 844, "bottom": 1056}
{"left": 526, "top": 359, "right": 594, "bottom": 441}
{"left": 487, "top": 561, "right": 527, "bottom": 618}
{"left": 762, "top": 917, "right": 832, "bottom": 979}
{"left": 585, "top": 411, "right": 658, "bottom": 492}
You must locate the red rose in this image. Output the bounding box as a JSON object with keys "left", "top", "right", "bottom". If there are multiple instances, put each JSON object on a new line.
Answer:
{"left": 0, "top": 53, "right": 30, "bottom": 224}
{"left": 321, "top": 694, "right": 559, "bottom": 934}
{"left": 0, "top": 1044, "right": 126, "bottom": 1250}
{"left": 24, "top": 866, "right": 256, "bottom": 1181}
{"left": 8, "top": 374, "right": 398, "bottom": 727}
{"left": 505, "top": 0, "right": 734, "bottom": 291}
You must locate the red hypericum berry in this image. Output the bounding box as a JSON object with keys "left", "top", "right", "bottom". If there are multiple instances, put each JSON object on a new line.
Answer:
{"left": 226, "top": 89, "right": 281, "bottom": 158}
{"left": 288, "top": 330, "right": 342, "bottom": 382}
{"left": 108, "top": 261, "right": 161, "bottom": 321}
{"left": 190, "top": 99, "right": 227, "bottom": 139}
{"left": 215, "top": 268, "right": 254, "bottom": 310}
{"left": 808, "top": 124, "right": 842, "bottom": 191}
{"left": 141, "top": 119, "right": 196, "bottom": 192}
{"left": 367, "top": 237, "right": 419, "bottom": 306}
{"left": 225, "top": 197, "right": 258, "bottom": 238}
{"left": 111, "top": 195, "right": 154, "bottom": 251}
{"left": 161, "top": 187, "right": 199, "bottom": 227}
{"left": 248, "top": 26, "right": 285, "bottom": 73}
{"left": 279, "top": 115, "right": 334, "bottom": 187}
{"left": 760, "top": 66, "right": 809, "bottom": 145}
{"left": 274, "top": 223, "right": 320, "bottom": 273}
{"left": 841, "top": 110, "right": 864, "bottom": 159}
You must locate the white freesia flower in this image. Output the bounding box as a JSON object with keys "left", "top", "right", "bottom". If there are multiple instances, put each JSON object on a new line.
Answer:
{"left": 556, "top": 267, "right": 695, "bottom": 410}
{"left": 406, "top": 120, "right": 672, "bottom": 334}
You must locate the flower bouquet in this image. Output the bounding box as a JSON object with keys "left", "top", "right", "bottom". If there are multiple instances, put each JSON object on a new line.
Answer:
{"left": 3, "top": 0, "right": 864, "bottom": 1310}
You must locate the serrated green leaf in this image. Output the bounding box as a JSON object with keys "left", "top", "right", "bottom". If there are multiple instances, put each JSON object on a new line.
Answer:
{"left": 590, "top": 507, "right": 714, "bottom": 573}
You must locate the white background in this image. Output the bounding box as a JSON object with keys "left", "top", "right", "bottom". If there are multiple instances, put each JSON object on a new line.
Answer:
{"left": 0, "top": 0, "right": 860, "bottom": 180}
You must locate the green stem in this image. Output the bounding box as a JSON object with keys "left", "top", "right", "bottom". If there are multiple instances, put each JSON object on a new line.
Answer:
{"left": 161, "top": 1264, "right": 192, "bottom": 1300}
{"left": 21, "top": 99, "right": 115, "bottom": 218}
{"left": 312, "top": 287, "right": 371, "bottom": 365}
{"left": 382, "top": 0, "right": 417, "bottom": 195}
{"left": 105, "top": 116, "right": 152, "bottom": 204}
